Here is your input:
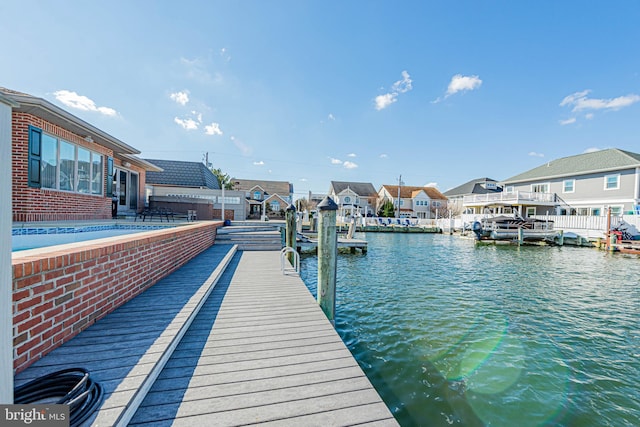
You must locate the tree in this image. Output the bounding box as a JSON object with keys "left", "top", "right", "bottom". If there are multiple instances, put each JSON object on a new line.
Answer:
{"left": 378, "top": 200, "right": 395, "bottom": 217}
{"left": 209, "top": 167, "right": 234, "bottom": 190}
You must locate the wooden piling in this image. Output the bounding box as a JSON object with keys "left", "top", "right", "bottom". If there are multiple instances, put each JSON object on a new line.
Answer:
{"left": 557, "top": 229, "right": 564, "bottom": 246}
{"left": 285, "top": 204, "right": 297, "bottom": 264}
{"left": 317, "top": 196, "right": 338, "bottom": 324}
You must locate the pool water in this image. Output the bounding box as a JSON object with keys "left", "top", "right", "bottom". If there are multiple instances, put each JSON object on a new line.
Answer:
{"left": 12, "top": 225, "right": 171, "bottom": 251}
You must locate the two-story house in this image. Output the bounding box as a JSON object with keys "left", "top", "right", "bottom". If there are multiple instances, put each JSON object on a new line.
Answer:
{"left": 328, "top": 181, "right": 378, "bottom": 218}
{"left": 232, "top": 178, "right": 293, "bottom": 219}
{"left": 495, "top": 149, "right": 640, "bottom": 217}
{"left": 444, "top": 178, "right": 502, "bottom": 215}
{"left": 378, "top": 185, "right": 448, "bottom": 219}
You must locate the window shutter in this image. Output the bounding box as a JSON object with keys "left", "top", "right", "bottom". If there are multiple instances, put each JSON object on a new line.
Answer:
{"left": 106, "top": 157, "right": 114, "bottom": 197}
{"left": 28, "top": 126, "right": 42, "bottom": 188}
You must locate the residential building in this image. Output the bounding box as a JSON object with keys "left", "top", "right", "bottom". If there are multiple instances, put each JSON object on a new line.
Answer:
{"left": 144, "top": 159, "right": 245, "bottom": 220}
{"left": 468, "top": 149, "right": 640, "bottom": 218}
{"left": 2, "top": 87, "right": 160, "bottom": 222}
{"left": 377, "top": 185, "right": 448, "bottom": 219}
{"left": 444, "top": 178, "right": 502, "bottom": 215}
{"left": 328, "top": 181, "right": 378, "bottom": 218}
{"left": 232, "top": 178, "right": 293, "bottom": 219}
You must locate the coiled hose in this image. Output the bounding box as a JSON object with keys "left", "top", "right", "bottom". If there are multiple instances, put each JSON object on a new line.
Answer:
{"left": 14, "top": 368, "right": 104, "bottom": 427}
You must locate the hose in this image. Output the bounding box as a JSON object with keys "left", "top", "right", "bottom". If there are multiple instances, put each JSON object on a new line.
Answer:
{"left": 14, "top": 368, "right": 104, "bottom": 427}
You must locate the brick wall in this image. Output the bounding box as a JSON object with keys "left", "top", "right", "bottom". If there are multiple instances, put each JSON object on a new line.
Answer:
{"left": 11, "top": 112, "right": 144, "bottom": 222}
{"left": 12, "top": 221, "right": 221, "bottom": 373}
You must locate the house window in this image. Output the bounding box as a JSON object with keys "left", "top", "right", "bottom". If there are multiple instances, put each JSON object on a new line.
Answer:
{"left": 577, "top": 207, "right": 589, "bottom": 216}
{"left": 505, "top": 186, "right": 515, "bottom": 193}
{"left": 591, "top": 207, "right": 601, "bottom": 216}
{"left": 526, "top": 207, "right": 536, "bottom": 216}
{"left": 563, "top": 179, "right": 575, "bottom": 193}
{"left": 344, "top": 196, "right": 351, "bottom": 204}
{"left": 604, "top": 174, "right": 620, "bottom": 190}
{"left": 609, "top": 206, "right": 623, "bottom": 216}
{"left": 218, "top": 196, "right": 241, "bottom": 204}
{"left": 531, "top": 183, "right": 549, "bottom": 193}
{"left": 399, "top": 199, "right": 404, "bottom": 206}
{"left": 271, "top": 201, "right": 281, "bottom": 212}
{"left": 253, "top": 191, "right": 261, "bottom": 200}
{"left": 33, "top": 128, "right": 103, "bottom": 195}
{"left": 433, "top": 201, "right": 441, "bottom": 207}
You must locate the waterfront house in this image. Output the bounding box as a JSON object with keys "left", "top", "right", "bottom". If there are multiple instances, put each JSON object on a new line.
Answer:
{"left": 232, "top": 178, "right": 293, "bottom": 219}
{"left": 144, "top": 158, "right": 246, "bottom": 220}
{"left": 464, "top": 149, "right": 640, "bottom": 218}
{"left": 377, "top": 185, "right": 448, "bottom": 219}
{"left": 444, "top": 177, "right": 502, "bottom": 215}
{"left": 2, "top": 87, "right": 160, "bottom": 221}
{"left": 328, "top": 181, "right": 378, "bottom": 218}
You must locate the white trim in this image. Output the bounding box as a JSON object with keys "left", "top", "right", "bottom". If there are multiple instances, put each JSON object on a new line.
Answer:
{"left": 604, "top": 173, "right": 620, "bottom": 190}
{"left": 530, "top": 182, "right": 551, "bottom": 193}
{"left": 562, "top": 179, "right": 575, "bottom": 193}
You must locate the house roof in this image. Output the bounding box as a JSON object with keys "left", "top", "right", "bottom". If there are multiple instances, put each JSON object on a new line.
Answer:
{"left": 144, "top": 159, "right": 221, "bottom": 189}
{"left": 329, "top": 181, "right": 377, "bottom": 197}
{"left": 232, "top": 179, "right": 292, "bottom": 197}
{"left": 0, "top": 87, "right": 139, "bottom": 156}
{"left": 502, "top": 149, "right": 640, "bottom": 184}
{"left": 381, "top": 185, "right": 448, "bottom": 200}
{"left": 443, "top": 177, "right": 501, "bottom": 197}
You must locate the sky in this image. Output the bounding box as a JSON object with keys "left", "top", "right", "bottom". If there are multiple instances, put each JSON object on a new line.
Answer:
{"left": 1, "top": 1, "right": 639, "bottom": 199}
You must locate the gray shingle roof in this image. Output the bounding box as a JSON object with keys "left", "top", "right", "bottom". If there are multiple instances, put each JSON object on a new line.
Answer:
{"left": 144, "top": 159, "right": 221, "bottom": 189}
{"left": 330, "top": 181, "right": 377, "bottom": 197}
{"left": 443, "top": 177, "right": 501, "bottom": 197}
{"left": 502, "top": 149, "right": 640, "bottom": 184}
{"left": 232, "top": 179, "right": 292, "bottom": 197}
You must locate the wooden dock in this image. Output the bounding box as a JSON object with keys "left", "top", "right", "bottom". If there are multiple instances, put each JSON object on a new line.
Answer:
{"left": 15, "top": 246, "right": 396, "bottom": 426}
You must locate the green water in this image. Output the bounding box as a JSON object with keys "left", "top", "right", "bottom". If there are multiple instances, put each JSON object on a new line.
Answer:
{"left": 299, "top": 233, "right": 640, "bottom": 427}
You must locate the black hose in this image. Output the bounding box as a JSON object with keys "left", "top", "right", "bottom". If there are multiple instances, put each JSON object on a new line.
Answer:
{"left": 14, "top": 368, "right": 104, "bottom": 427}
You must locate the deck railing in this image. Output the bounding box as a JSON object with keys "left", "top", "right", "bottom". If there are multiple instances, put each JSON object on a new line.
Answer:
{"left": 462, "top": 191, "right": 556, "bottom": 205}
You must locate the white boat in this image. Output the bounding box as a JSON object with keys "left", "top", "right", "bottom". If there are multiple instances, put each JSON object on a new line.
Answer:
{"left": 471, "top": 216, "right": 557, "bottom": 242}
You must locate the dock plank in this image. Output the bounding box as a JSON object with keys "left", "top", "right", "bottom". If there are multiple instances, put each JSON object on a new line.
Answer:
{"left": 131, "top": 251, "right": 397, "bottom": 426}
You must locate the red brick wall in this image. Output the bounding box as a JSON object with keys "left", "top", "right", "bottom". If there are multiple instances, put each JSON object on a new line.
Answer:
{"left": 11, "top": 112, "right": 145, "bottom": 221}
{"left": 12, "top": 221, "right": 221, "bottom": 373}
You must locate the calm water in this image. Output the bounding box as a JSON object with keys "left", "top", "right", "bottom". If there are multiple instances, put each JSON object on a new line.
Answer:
{"left": 299, "top": 233, "right": 640, "bottom": 427}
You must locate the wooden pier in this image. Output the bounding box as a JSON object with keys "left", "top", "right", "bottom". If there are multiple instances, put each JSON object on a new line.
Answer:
{"left": 15, "top": 245, "right": 396, "bottom": 426}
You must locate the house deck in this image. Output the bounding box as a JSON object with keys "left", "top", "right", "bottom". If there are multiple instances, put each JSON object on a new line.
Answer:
{"left": 15, "top": 246, "right": 397, "bottom": 426}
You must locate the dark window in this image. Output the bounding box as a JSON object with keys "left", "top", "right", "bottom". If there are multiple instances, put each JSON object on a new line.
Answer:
{"left": 28, "top": 126, "right": 42, "bottom": 188}
{"left": 106, "top": 157, "right": 114, "bottom": 197}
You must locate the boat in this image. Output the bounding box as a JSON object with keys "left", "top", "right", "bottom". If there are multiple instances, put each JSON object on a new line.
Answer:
{"left": 471, "top": 215, "right": 557, "bottom": 242}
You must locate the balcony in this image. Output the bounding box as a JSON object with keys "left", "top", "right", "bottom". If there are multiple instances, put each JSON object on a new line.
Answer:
{"left": 463, "top": 191, "right": 556, "bottom": 206}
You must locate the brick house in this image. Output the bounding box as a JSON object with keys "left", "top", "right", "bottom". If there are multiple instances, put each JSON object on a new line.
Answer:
{"left": 231, "top": 178, "right": 293, "bottom": 219}
{"left": 2, "top": 87, "right": 160, "bottom": 222}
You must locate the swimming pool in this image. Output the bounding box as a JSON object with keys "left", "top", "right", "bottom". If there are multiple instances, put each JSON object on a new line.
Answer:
{"left": 12, "top": 224, "right": 173, "bottom": 251}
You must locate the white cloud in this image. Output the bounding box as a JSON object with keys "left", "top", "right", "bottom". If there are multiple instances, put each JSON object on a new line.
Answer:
{"left": 169, "top": 90, "right": 189, "bottom": 106}
{"left": 433, "top": 74, "right": 482, "bottom": 103}
{"left": 379, "top": 153, "right": 388, "bottom": 158}
{"left": 584, "top": 147, "right": 603, "bottom": 153}
{"left": 174, "top": 117, "right": 199, "bottom": 130}
{"left": 343, "top": 161, "right": 358, "bottom": 169}
{"left": 375, "top": 70, "right": 413, "bottom": 110}
{"left": 220, "top": 47, "right": 231, "bottom": 62}
{"left": 328, "top": 113, "right": 335, "bottom": 121}
{"left": 560, "top": 90, "right": 640, "bottom": 113}
{"left": 330, "top": 157, "right": 343, "bottom": 165}
{"left": 559, "top": 117, "right": 577, "bottom": 125}
{"left": 585, "top": 113, "right": 594, "bottom": 120}
{"left": 347, "top": 153, "right": 356, "bottom": 157}
{"left": 53, "top": 90, "right": 118, "bottom": 116}
{"left": 204, "top": 122, "right": 223, "bottom": 135}
{"left": 528, "top": 151, "right": 545, "bottom": 158}
{"left": 299, "top": 178, "right": 308, "bottom": 182}
{"left": 447, "top": 74, "right": 482, "bottom": 96}
{"left": 253, "top": 161, "right": 265, "bottom": 166}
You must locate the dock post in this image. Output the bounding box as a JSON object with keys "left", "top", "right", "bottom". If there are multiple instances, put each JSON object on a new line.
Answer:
{"left": 317, "top": 196, "right": 338, "bottom": 324}
{"left": 557, "top": 230, "right": 564, "bottom": 246}
{"left": 518, "top": 227, "right": 524, "bottom": 246}
{"left": 285, "top": 204, "right": 297, "bottom": 264}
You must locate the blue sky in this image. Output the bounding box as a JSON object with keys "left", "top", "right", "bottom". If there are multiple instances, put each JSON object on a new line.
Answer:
{"left": 2, "top": 1, "right": 639, "bottom": 198}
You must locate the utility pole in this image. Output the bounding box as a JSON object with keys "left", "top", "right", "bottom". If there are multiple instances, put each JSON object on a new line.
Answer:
{"left": 396, "top": 174, "right": 402, "bottom": 218}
